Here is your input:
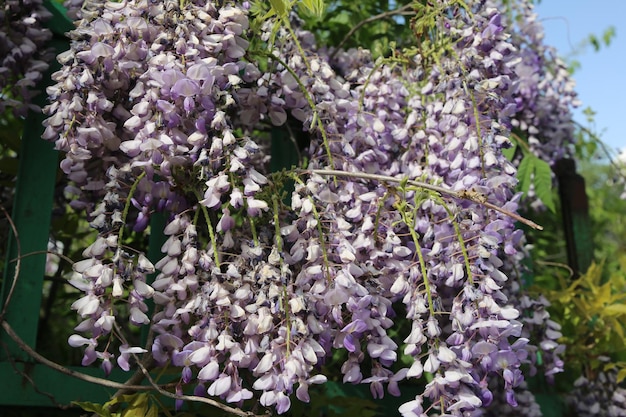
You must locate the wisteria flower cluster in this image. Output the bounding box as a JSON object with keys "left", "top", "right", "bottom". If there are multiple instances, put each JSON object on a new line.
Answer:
{"left": 566, "top": 370, "right": 626, "bottom": 417}
{"left": 499, "top": 0, "right": 580, "bottom": 165}
{"left": 38, "top": 0, "right": 579, "bottom": 415}
{"left": 0, "top": 0, "right": 54, "bottom": 117}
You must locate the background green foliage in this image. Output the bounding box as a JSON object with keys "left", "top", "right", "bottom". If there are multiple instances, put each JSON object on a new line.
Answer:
{"left": 298, "top": 0, "right": 415, "bottom": 56}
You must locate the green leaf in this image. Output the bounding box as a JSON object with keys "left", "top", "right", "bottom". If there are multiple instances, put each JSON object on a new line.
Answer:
{"left": 617, "top": 367, "right": 626, "bottom": 383}
{"left": 515, "top": 153, "right": 555, "bottom": 212}
{"left": 604, "top": 304, "right": 626, "bottom": 316}
{"left": 72, "top": 401, "right": 112, "bottom": 417}
{"left": 588, "top": 34, "right": 600, "bottom": 51}
{"left": 533, "top": 157, "right": 555, "bottom": 213}
{"left": 328, "top": 11, "right": 351, "bottom": 26}
{"left": 501, "top": 142, "right": 517, "bottom": 161}
{"left": 120, "top": 393, "right": 149, "bottom": 417}
{"left": 269, "top": 0, "right": 289, "bottom": 17}
{"left": 299, "top": 0, "right": 325, "bottom": 17}
{"left": 146, "top": 405, "right": 159, "bottom": 417}
{"left": 516, "top": 154, "right": 533, "bottom": 194}
{"left": 603, "top": 26, "right": 616, "bottom": 46}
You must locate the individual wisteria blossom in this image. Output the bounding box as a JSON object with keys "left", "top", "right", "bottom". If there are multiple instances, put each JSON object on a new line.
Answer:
{"left": 44, "top": 0, "right": 577, "bottom": 415}
{"left": 0, "top": 0, "right": 54, "bottom": 116}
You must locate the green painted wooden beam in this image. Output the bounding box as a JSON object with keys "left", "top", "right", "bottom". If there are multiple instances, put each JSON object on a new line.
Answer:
{"left": 0, "top": 0, "right": 71, "bottom": 363}
{"left": 0, "top": 362, "right": 130, "bottom": 407}
{"left": 0, "top": 42, "right": 66, "bottom": 362}
{"left": 43, "top": 0, "right": 75, "bottom": 36}
{"left": 141, "top": 212, "right": 167, "bottom": 346}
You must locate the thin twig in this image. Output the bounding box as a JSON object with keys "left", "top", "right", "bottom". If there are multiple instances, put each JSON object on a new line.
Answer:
{"left": 11, "top": 249, "right": 75, "bottom": 268}
{"left": 131, "top": 347, "right": 267, "bottom": 417}
{"left": 301, "top": 168, "right": 544, "bottom": 230}
{"left": 115, "top": 324, "right": 267, "bottom": 417}
{"left": 535, "top": 260, "right": 575, "bottom": 279}
{"left": 0, "top": 319, "right": 165, "bottom": 391}
{"left": 0, "top": 203, "right": 21, "bottom": 319}
{"left": 575, "top": 121, "right": 626, "bottom": 182}
{"left": 329, "top": 4, "right": 415, "bottom": 59}
{"left": 0, "top": 338, "right": 65, "bottom": 408}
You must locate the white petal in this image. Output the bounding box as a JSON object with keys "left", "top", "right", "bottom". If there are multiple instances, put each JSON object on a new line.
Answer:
{"left": 208, "top": 375, "right": 231, "bottom": 396}
{"left": 198, "top": 361, "right": 220, "bottom": 381}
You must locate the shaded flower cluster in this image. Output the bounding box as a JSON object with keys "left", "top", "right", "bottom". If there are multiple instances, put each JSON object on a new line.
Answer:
{"left": 484, "top": 381, "right": 543, "bottom": 417}
{"left": 566, "top": 370, "right": 626, "bottom": 417}
{"left": 0, "top": 0, "right": 53, "bottom": 117}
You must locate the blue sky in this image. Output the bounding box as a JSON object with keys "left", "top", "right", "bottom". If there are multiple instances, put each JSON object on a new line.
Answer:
{"left": 534, "top": 1, "right": 626, "bottom": 156}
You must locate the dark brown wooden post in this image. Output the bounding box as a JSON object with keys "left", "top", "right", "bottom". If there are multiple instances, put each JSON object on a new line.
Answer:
{"left": 554, "top": 158, "right": 593, "bottom": 277}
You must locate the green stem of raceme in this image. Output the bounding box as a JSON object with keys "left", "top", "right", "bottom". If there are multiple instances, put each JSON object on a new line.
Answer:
{"left": 309, "top": 197, "right": 332, "bottom": 284}
{"left": 249, "top": 216, "right": 259, "bottom": 247}
{"left": 272, "top": 195, "right": 291, "bottom": 356}
{"left": 395, "top": 192, "right": 436, "bottom": 318}
{"left": 272, "top": 195, "right": 283, "bottom": 253}
{"left": 282, "top": 17, "right": 312, "bottom": 74}
{"left": 257, "top": 51, "right": 335, "bottom": 170}
{"left": 465, "top": 81, "right": 486, "bottom": 178}
{"left": 289, "top": 173, "right": 332, "bottom": 284}
{"left": 193, "top": 190, "right": 221, "bottom": 269}
{"left": 117, "top": 170, "right": 146, "bottom": 246}
{"left": 434, "top": 195, "right": 474, "bottom": 286}
{"left": 372, "top": 188, "right": 391, "bottom": 244}
{"left": 359, "top": 58, "right": 387, "bottom": 111}
{"left": 509, "top": 131, "right": 532, "bottom": 154}
{"left": 451, "top": 45, "right": 485, "bottom": 178}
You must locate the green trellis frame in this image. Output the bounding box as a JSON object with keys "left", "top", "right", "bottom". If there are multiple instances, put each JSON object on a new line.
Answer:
{"left": 0, "top": 0, "right": 593, "bottom": 412}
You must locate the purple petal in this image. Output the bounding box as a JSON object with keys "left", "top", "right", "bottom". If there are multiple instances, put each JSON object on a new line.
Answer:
{"left": 296, "top": 383, "right": 310, "bottom": 402}
{"left": 198, "top": 361, "right": 220, "bottom": 381}
{"left": 172, "top": 78, "right": 200, "bottom": 98}
{"left": 341, "top": 319, "right": 367, "bottom": 334}
{"left": 343, "top": 334, "right": 356, "bottom": 352}
{"left": 275, "top": 392, "right": 291, "bottom": 414}
{"left": 506, "top": 389, "right": 518, "bottom": 407}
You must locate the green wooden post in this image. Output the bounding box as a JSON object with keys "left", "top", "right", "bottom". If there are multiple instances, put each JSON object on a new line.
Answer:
{"left": 0, "top": 3, "right": 177, "bottom": 408}
{"left": 0, "top": 1, "right": 73, "bottom": 362}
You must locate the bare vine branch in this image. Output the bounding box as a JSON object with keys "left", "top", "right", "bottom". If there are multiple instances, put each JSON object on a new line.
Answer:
{"left": 0, "top": 319, "right": 163, "bottom": 391}
{"left": 574, "top": 121, "right": 626, "bottom": 182}
{"left": 301, "top": 168, "right": 544, "bottom": 230}
{"left": 129, "top": 346, "right": 268, "bottom": 417}
{"left": 115, "top": 323, "right": 268, "bottom": 417}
